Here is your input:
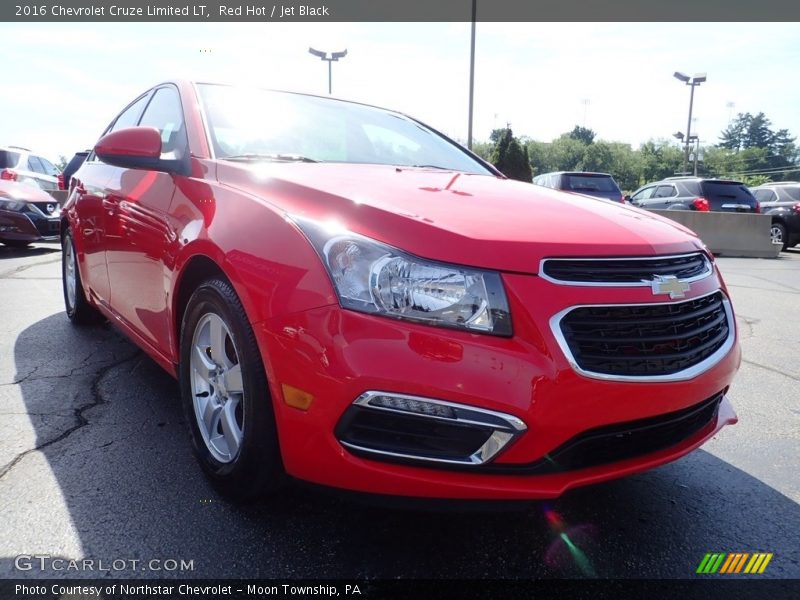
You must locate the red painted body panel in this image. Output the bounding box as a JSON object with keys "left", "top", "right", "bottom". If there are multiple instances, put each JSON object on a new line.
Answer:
{"left": 95, "top": 126, "right": 162, "bottom": 158}
{"left": 63, "top": 80, "right": 740, "bottom": 499}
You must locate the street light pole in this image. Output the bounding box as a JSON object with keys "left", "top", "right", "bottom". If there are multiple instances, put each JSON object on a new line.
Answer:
{"left": 673, "top": 71, "right": 706, "bottom": 175}
{"left": 309, "top": 47, "right": 348, "bottom": 95}
{"left": 467, "top": 0, "right": 476, "bottom": 150}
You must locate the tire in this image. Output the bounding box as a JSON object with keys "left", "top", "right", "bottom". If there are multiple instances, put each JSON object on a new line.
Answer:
{"left": 180, "top": 278, "right": 283, "bottom": 501}
{"left": 770, "top": 222, "right": 787, "bottom": 251}
{"left": 62, "top": 228, "right": 103, "bottom": 324}
{"left": 2, "top": 240, "right": 32, "bottom": 248}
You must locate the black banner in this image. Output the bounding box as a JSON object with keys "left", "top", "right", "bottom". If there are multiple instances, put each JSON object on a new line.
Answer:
{"left": 2, "top": 579, "right": 799, "bottom": 600}
{"left": 2, "top": 0, "right": 800, "bottom": 22}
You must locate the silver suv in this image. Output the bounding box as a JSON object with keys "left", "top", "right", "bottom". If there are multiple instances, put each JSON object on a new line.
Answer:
{"left": 0, "top": 146, "right": 60, "bottom": 192}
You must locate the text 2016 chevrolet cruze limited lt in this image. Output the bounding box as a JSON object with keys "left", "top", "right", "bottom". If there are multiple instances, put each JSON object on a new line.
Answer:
{"left": 61, "top": 81, "right": 740, "bottom": 501}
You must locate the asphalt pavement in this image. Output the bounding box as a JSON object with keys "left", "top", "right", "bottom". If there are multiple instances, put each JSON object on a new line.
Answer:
{"left": 1, "top": 242, "right": 798, "bottom": 580}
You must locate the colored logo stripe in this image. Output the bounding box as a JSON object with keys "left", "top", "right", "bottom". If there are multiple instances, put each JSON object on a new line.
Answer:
{"left": 698, "top": 553, "right": 773, "bottom": 574}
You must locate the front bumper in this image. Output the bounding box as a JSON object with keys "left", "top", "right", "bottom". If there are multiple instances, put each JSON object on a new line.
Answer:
{"left": 0, "top": 208, "right": 60, "bottom": 243}
{"left": 255, "top": 269, "right": 740, "bottom": 500}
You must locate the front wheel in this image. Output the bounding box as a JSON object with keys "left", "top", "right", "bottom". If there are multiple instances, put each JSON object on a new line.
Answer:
{"left": 62, "top": 228, "right": 103, "bottom": 324}
{"left": 180, "top": 278, "right": 283, "bottom": 501}
{"left": 770, "top": 223, "right": 787, "bottom": 251}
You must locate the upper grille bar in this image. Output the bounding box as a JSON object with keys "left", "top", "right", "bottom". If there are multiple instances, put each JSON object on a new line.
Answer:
{"left": 540, "top": 252, "right": 712, "bottom": 286}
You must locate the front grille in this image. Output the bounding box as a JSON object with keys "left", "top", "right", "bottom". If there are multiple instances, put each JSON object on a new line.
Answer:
{"left": 542, "top": 252, "right": 710, "bottom": 284}
{"left": 33, "top": 218, "right": 60, "bottom": 237}
{"left": 559, "top": 292, "right": 730, "bottom": 377}
{"left": 30, "top": 201, "right": 59, "bottom": 215}
{"left": 485, "top": 392, "right": 723, "bottom": 475}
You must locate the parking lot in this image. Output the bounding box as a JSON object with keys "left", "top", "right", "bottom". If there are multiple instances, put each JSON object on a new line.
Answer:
{"left": 0, "top": 242, "right": 798, "bottom": 579}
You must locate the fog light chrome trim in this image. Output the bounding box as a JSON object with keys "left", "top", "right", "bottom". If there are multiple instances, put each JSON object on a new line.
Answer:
{"left": 339, "top": 391, "right": 526, "bottom": 466}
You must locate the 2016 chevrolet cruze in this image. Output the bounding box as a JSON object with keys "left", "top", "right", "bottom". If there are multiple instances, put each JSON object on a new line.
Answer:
{"left": 62, "top": 81, "right": 740, "bottom": 501}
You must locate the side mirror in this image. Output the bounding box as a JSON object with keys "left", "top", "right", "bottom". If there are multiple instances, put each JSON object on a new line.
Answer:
{"left": 95, "top": 127, "right": 187, "bottom": 175}
{"left": 623, "top": 194, "right": 632, "bottom": 203}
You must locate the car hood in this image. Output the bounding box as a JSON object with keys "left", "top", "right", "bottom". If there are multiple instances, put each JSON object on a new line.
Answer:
{"left": 218, "top": 162, "right": 701, "bottom": 274}
{"left": 0, "top": 180, "right": 55, "bottom": 203}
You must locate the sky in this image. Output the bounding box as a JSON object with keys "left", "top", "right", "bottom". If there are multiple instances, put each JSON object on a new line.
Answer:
{"left": 2, "top": 21, "right": 799, "bottom": 163}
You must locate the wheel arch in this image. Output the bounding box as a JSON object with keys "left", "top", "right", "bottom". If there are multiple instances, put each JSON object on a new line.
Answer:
{"left": 171, "top": 250, "right": 234, "bottom": 366}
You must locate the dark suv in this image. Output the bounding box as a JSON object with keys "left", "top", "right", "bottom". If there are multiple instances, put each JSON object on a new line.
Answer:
{"left": 751, "top": 182, "right": 800, "bottom": 250}
{"left": 532, "top": 171, "right": 624, "bottom": 202}
{"left": 628, "top": 177, "right": 759, "bottom": 213}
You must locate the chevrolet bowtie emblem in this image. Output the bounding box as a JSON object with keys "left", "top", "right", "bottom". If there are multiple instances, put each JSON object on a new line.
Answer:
{"left": 650, "top": 275, "right": 690, "bottom": 299}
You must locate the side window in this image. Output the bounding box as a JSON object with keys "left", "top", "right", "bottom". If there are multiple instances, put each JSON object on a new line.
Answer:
{"left": 38, "top": 157, "right": 59, "bottom": 176}
{"left": 654, "top": 185, "right": 676, "bottom": 198}
{"left": 109, "top": 93, "right": 152, "bottom": 133}
{"left": 88, "top": 92, "right": 152, "bottom": 163}
{"left": 753, "top": 189, "right": 775, "bottom": 202}
{"left": 632, "top": 186, "right": 655, "bottom": 201}
{"left": 138, "top": 87, "right": 188, "bottom": 159}
{"left": 27, "top": 156, "right": 44, "bottom": 173}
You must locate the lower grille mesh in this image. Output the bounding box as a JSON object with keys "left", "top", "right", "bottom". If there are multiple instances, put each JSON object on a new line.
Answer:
{"left": 559, "top": 292, "right": 730, "bottom": 377}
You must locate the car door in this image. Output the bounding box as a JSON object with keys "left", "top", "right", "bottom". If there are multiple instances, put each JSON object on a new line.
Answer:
{"left": 104, "top": 85, "right": 186, "bottom": 356}
{"left": 72, "top": 93, "right": 152, "bottom": 309}
{"left": 650, "top": 184, "right": 679, "bottom": 209}
{"left": 629, "top": 185, "right": 657, "bottom": 209}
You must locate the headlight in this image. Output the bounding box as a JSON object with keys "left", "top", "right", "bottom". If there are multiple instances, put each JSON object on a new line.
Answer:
{"left": 292, "top": 216, "right": 512, "bottom": 336}
{"left": 0, "top": 199, "right": 27, "bottom": 212}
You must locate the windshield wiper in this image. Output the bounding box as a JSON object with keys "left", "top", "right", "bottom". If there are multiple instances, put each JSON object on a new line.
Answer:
{"left": 222, "top": 153, "right": 319, "bottom": 163}
{"left": 401, "top": 164, "right": 455, "bottom": 170}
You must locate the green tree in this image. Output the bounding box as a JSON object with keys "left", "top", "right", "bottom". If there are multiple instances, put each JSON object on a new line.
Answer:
{"left": 717, "top": 112, "right": 798, "bottom": 181}
{"left": 567, "top": 125, "right": 596, "bottom": 145}
{"left": 489, "top": 127, "right": 532, "bottom": 182}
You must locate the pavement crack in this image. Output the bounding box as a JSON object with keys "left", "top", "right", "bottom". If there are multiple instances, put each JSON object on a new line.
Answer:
{"left": 0, "top": 256, "right": 62, "bottom": 280}
{"left": 741, "top": 359, "right": 800, "bottom": 383}
{"left": 0, "top": 351, "right": 141, "bottom": 481}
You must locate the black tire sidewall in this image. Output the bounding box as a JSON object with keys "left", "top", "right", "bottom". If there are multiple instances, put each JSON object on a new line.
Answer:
{"left": 62, "top": 229, "right": 88, "bottom": 320}
{"left": 179, "top": 279, "right": 282, "bottom": 499}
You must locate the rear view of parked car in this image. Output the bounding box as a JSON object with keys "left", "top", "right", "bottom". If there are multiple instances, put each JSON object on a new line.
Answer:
{"left": 533, "top": 171, "right": 625, "bottom": 202}
{"left": 0, "top": 146, "right": 61, "bottom": 192}
{"left": 751, "top": 182, "right": 800, "bottom": 250}
{"left": 0, "top": 180, "right": 61, "bottom": 247}
{"left": 628, "top": 177, "right": 759, "bottom": 213}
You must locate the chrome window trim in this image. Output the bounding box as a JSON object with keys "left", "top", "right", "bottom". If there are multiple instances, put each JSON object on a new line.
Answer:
{"left": 538, "top": 251, "right": 713, "bottom": 287}
{"left": 340, "top": 391, "right": 526, "bottom": 466}
{"left": 192, "top": 82, "right": 217, "bottom": 161}
{"left": 548, "top": 289, "right": 736, "bottom": 383}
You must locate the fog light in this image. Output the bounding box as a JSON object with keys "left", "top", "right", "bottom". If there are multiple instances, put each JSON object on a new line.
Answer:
{"left": 336, "top": 391, "right": 526, "bottom": 466}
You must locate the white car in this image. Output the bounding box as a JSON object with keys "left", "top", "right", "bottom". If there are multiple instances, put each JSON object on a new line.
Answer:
{"left": 0, "top": 145, "right": 60, "bottom": 192}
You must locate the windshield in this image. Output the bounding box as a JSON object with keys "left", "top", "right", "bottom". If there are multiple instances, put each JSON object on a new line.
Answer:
{"left": 197, "top": 84, "right": 492, "bottom": 174}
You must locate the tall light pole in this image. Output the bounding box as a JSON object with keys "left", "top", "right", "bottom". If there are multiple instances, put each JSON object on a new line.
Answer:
{"left": 309, "top": 47, "right": 347, "bottom": 95}
{"left": 673, "top": 131, "right": 699, "bottom": 176}
{"left": 467, "top": 0, "right": 476, "bottom": 150}
{"left": 673, "top": 71, "right": 706, "bottom": 176}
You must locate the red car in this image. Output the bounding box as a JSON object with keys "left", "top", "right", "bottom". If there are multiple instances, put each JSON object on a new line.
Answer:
{"left": 62, "top": 81, "right": 740, "bottom": 501}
